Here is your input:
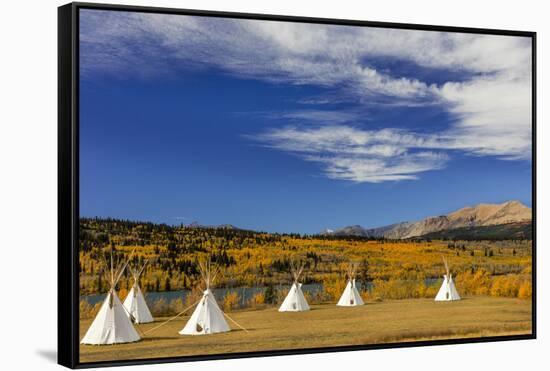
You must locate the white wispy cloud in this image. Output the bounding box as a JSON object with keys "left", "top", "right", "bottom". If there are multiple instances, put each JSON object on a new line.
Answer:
{"left": 249, "top": 125, "right": 448, "bottom": 182}
{"left": 314, "top": 151, "right": 449, "bottom": 182}
{"left": 80, "top": 10, "right": 532, "bottom": 182}
{"left": 251, "top": 109, "right": 361, "bottom": 125}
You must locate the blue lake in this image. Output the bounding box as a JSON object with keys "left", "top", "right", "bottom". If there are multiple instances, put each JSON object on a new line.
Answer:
{"left": 81, "top": 279, "right": 440, "bottom": 305}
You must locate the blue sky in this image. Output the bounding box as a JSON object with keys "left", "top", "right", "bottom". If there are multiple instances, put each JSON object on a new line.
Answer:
{"left": 79, "top": 10, "right": 532, "bottom": 234}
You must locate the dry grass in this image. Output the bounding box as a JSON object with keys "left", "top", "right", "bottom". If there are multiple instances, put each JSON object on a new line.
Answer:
{"left": 79, "top": 296, "right": 532, "bottom": 363}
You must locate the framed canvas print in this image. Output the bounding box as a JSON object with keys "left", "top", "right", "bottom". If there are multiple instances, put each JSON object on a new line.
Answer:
{"left": 58, "top": 2, "right": 536, "bottom": 368}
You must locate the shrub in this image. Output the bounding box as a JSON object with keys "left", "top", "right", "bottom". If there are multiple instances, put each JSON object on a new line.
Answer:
{"left": 79, "top": 300, "right": 101, "bottom": 319}
{"left": 185, "top": 286, "right": 203, "bottom": 308}
{"left": 322, "top": 275, "right": 347, "bottom": 302}
{"left": 118, "top": 287, "right": 128, "bottom": 302}
{"left": 458, "top": 270, "right": 531, "bottom": 299}
{"left": 150, "top": 298, "right": 171, "bottom": 316}
{"left": 223, "top": 291, "right": 240, "bottom": 312}
{"left": 276, "top": 288, "right": 289, "bottom": 305}
{"left": 248, "top": 292, "right": 265, "bottom": 309}
{"left": 456, "top": 269, "right": 491, "bottom": 296}
{"left": 518, "top": 281, "right": 532, "bottom": 299}
{"left": 370, "top": 279, "right": 429, "bottom": 300}
{"left": 171, "top": 298, "right": 187, "bottom": 314}
{"left": 264, "top": 285, "right": 277, "bottom": 304}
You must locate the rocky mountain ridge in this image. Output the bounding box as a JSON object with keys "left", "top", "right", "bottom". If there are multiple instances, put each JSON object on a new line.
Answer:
{"left": 322, "top": 200, "right": 532, "bottom": 239}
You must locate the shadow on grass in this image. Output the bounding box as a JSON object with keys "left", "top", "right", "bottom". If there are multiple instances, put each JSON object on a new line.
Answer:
{"left": 141, "top": 336, "right": 176, "bottom": 342}
{"left": 363, "top": 301, "right": 385, "bottom": 306}
{"left": 232, "top": 327, "right": 255, "bottom": 333}
{"left": 142, "top": 327, "right": 255, "bottom": 342}
{"left": 434, "top": 298, "right": 469, "bottom": 303}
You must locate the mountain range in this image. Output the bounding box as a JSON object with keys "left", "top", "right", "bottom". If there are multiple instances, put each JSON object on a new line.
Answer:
{"left": 321, "top": 200, "right": 532, "bottom": 239}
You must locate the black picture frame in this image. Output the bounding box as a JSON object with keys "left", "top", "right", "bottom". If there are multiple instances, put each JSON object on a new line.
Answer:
{"left": 58, "top": 2, "right": 537, "bottom": 368}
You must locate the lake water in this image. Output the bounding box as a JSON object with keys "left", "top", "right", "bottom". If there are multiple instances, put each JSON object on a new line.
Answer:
{"left": 82, "top": 279, "right": 440, "bottom": 305}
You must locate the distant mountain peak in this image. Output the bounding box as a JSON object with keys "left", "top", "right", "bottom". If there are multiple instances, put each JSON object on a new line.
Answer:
{"left": 322, "top": 200, "right": 531, "bottom": 239}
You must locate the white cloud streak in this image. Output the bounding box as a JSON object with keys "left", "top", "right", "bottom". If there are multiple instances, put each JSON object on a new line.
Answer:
{"left": 80, "top": 10, "right": 532, "bottom": 182}
{"left": 249, "top": 125, "right": 448, "bottom": 182}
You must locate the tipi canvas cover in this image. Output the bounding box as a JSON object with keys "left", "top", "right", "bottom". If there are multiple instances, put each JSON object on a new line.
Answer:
{"left": 435, "top": 274, "right": 461, "bottom": 301}
{"left": 279, "top": 282, "right": 310, "bottom": 311}
{"left": 337, "top": 263, "right": 364, "bottom": 306}
{"left": 179, "top": 289, "right": 230, "bottom": 335}
{"left": 123, "top": 261, "right": 154, "bottom": 324}
{"left": 435, "top": 257, "right": 461, "bottom": 301}
{"left": 337, "top": 279, "right": 364, "bottom": 306}
{"left": 180, "top": 260, "right": 231, "bottom": 335}
{"left": 124, "top": 284, "right": 154, "bottom": 324}
{"left": 81, "top": 252, "right": 140, "bottom": 345}
{"left": 81, "top": 289, "right": 141, "bottom": 345}
{"left": 279, "top": 261, "right": 310, "bottom": 312}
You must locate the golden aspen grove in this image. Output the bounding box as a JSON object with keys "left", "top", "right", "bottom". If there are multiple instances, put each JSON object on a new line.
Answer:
{"left": 79, "top": 218, "right": 532, "bottom": 319}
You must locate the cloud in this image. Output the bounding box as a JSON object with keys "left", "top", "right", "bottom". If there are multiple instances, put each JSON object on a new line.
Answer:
{"left": 314, "top": 151, "right": 448, "bottom": 182}
{"left": 250, "top": 109, "right": 361, "bottom": 125}
{"left": 249, "top": 125, "right": 449, "bottom": 182}
{"left": 80, "top": 10, "right": 532, "bottom": 181}
{"left": 79, "top": 11, "right": 436, "bottom": 98}
{"left": 435, "top": 75, "right": 532, "bottom": 159}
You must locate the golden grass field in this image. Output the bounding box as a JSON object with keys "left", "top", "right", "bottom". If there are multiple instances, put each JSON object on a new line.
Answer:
{"left": 79, "top": 296, "right": 532, "bottom": 363}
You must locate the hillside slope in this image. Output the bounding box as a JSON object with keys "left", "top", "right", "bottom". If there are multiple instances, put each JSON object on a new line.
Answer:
{"left": 417, "top": 221, "right": 532, "bottom": 240}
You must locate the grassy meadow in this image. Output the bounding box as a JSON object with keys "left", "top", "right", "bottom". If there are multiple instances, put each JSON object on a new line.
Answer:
{"left": 80, "top": 296, "right": 532, "bottom": 362}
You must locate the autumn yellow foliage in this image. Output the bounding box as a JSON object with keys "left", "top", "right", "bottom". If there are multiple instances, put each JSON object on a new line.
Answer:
{"left": 223, "top": 291, "right": 240, "bottom": 312}
{"left": 79, "top": 219, "right": 533, "bottom": 312}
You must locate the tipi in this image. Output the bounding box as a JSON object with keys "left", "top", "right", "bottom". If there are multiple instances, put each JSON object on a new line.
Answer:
{"left": 81, "top": 251, "right": 141, "bottom": 345}
{"left": 434, "top": 256, "right": 461, "bottom": 301}
{"left": 278, "top": 260, "right": 310, "bottom": 312}
{"left": 337, "top": 262, "right": 364, "bottom": 306}
{"left": 123, "top": 260, "right": 154, "bottom": 324}
{"left": 179, "top": 260, "right": 231, "bottom": 335}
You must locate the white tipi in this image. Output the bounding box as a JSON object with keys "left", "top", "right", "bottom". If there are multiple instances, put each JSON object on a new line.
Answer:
{"left": 337, "top": 262, "right": 364, "bottom": 306}
{"left": 179, "top": 260, "right": 231, "bottom": 335}
{"left": 123, "top": 260, "right": 154, "bottom": 324}
{"left": 279, "top": 261, "right": 310, "bottom": 312}
{"left": 435, "top": 256, "right": 461, "bottom": 301}
{"left": 81, "top": 251, "right": 141, "bottom": 345}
